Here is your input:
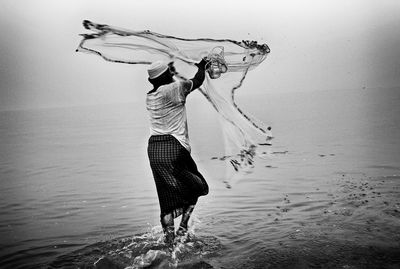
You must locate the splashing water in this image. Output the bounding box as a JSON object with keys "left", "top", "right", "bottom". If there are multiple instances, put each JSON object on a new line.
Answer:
{"left": 76, "top": 20, "right": 272, "bottom": 175}
{"left": 49, "top": 220, "right": 221, "bottom": 268}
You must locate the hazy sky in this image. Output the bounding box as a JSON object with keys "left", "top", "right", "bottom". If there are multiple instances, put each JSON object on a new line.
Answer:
{"left": 0, "top": 0, "right": 399, "bottom": 110}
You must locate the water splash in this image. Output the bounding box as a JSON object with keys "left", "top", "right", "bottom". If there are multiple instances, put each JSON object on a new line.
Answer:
{"left": 49, "top": 222, "right": 221, "bottom": 268}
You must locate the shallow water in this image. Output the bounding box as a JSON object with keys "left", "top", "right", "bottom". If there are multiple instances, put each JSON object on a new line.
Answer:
{"left": 1, "top": 88, "right": 400, "bottom": 268}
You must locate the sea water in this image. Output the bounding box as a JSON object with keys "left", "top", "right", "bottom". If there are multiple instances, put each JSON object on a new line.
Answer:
{"left": 1, "top": 88, "right": 400, "bottom": 268}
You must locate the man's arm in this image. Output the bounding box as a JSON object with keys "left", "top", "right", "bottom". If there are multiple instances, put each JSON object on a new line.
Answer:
{"left": 190, "top": 58, "right": 208, "bottom": 91}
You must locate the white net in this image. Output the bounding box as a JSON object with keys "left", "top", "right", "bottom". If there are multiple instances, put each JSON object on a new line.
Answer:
{"left": 77, "top": 20, "right": 273, "bottom": 175}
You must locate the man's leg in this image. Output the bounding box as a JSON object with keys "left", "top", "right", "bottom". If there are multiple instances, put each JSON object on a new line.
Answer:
{"left": 177, "top": 205, "right": 195, "bottom": 236}
{"left": 161, "top": 213, "right": 174, "bottom": 245}
{"left": 179, "top": 152, "right": 209, "bottom": 197}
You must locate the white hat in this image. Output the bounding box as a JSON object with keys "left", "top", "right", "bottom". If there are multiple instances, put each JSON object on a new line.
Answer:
{"left": 147, "top": 61, "right": 168, "bottom": 79}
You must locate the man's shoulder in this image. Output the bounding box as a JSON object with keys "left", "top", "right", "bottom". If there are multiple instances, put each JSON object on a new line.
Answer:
{"left": 153, "top": 80, "right": 191, "bottom": 100}
{"left": 158, "top": 81, "right": 179, "bottom": 91}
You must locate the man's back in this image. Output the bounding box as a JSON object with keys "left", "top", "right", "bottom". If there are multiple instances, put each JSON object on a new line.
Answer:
{"left": 146, "top": 80, "right": 193, "bottom": 152}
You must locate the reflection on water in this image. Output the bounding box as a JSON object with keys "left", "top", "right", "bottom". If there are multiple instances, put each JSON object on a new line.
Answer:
{"left": 0, "top": 88, "right": 400, "bottom": 268}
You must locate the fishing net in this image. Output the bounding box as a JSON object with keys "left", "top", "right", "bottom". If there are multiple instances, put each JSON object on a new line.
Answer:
{"left": 76, "top": 20, "right": 273, "bottom": 176}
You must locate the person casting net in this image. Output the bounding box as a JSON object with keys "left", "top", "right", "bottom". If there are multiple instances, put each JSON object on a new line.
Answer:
{"left": 76, "top": 20, "right": 273, "bottom": 175}
{"left": 77, "top": 20, "right": 273, "bottom": 246}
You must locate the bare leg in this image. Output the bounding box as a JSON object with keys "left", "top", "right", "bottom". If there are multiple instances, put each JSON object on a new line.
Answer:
{"left": 177, "top": 205, "right": 195, "bottom": 236}
{"left": 161, "top": 213, "right": 174, "bottom": 246}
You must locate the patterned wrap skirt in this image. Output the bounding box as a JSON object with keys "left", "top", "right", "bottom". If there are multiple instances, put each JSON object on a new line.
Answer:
{"left": 147, "top": 134, "right": 209, "bottom": 218}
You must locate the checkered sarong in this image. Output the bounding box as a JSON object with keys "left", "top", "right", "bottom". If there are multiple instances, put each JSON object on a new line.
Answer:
{"left": 147, "top": 135, "right": 209, "bottom": 217}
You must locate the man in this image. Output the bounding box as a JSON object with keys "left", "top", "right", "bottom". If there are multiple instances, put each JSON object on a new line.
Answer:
{"left": 146, "top": 59, "right": 209, "bottom": 246}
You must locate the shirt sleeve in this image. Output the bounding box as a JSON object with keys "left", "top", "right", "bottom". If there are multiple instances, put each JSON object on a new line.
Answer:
{"left": 166, "top": 80, "right": 193, "bottom": 104}
{"left": 179, "top": 80, "right": 193, "bottom": 97}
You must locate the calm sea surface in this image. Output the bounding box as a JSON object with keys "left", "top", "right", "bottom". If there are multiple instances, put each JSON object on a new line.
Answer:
{"left": 1, "top": 88, "right": 400, "bottom": 268}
